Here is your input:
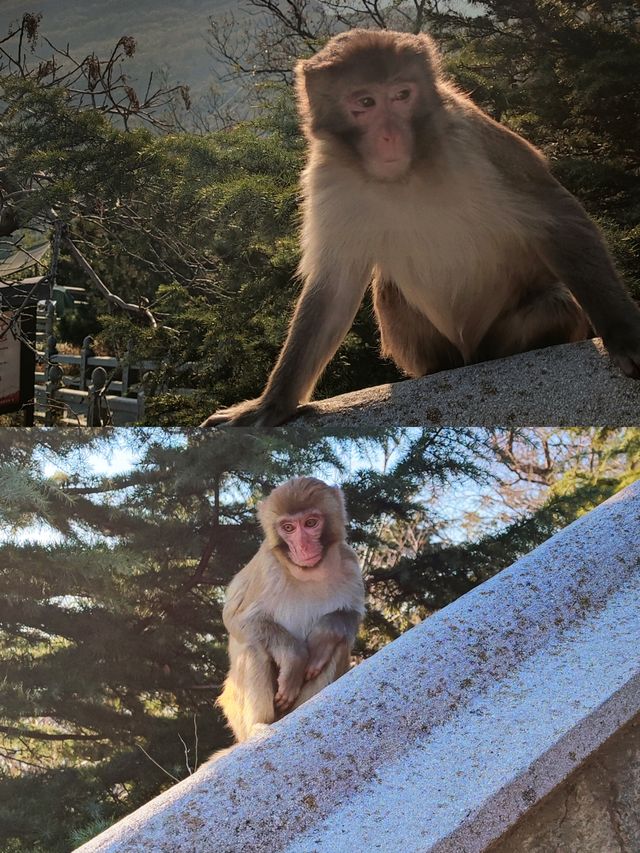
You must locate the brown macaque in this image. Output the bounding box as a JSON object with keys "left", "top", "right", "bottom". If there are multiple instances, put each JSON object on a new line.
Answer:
{"left": 217, "top": 477, "right": 365, "bottom": 742}
{"left": 202, "top": 29, "right": 640, "bottom": 427}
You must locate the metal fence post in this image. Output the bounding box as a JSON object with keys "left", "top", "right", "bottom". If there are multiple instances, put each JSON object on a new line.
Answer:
{"left": 121, "top": 340, "right": 132, "bottom": 396}
{"left": 87, "top": 366, "right": 107, "bottom": 426}
{"left": 44, "top": 364, "right": 63, "bottom": 426}
{"left": 79, "top": 336, "right": 94, "bottom": 391}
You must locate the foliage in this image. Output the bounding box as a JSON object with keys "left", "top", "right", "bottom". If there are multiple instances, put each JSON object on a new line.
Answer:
{"left": 2, "top": 5, "right": 637, "bottom": 422}
{"left": 0, "top": 427, "right": 638, "bottom": 849}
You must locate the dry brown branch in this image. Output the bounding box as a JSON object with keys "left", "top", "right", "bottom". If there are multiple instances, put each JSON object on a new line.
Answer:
{"left": 63, "top": 236, "right": 157, "bottom": 327}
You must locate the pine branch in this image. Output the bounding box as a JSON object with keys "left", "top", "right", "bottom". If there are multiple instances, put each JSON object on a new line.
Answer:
{"left": 0, "top": 724, "right": 105, "bottom": 741}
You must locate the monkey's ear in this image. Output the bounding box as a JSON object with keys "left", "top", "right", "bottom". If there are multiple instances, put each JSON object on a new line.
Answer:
{"left": 294, "top": 59, "right": 330, "bottom": 130}
{"left": 294, "top": 61, "right": 340, "bottom": 139}
{"left": 293, "top": 58, "right": 311, "bottom": 115}
{"left": 332, "top": 486, "right": 348, "bottom": 524}
{"left": 410, "top": 32, "right": 441, "bottom": 81}
{"left": 256, "top": 499, "right": 272, "bottom": 536}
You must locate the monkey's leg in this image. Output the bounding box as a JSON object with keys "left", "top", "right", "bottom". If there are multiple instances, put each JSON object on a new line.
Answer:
{"left": 477, "top": 281, "right": 591, "bottom": 362}
{"left": 373, "top": 279, "right": 464, "bottom": 376}
{"left": 218, "top": 644, "right": 277, "bottom": 742}
{"left": 290, "top": 642, "right": 350, "bottom": 711}
{"left": 535, "top": 187, "right": 640, "bottom": 377}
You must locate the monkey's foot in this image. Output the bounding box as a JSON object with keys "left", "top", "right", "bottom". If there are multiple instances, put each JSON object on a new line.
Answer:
{"left": 200, "top": 397, "right": 297, "bottom": 427}
{"left": 606, "top": 334, "right": 640, "bottom": 380}
{"left": 275, "top": 666, "right": 306, "bottom": 711}
{"left": 304, "top": 651, "right": 333, "bottom": 682}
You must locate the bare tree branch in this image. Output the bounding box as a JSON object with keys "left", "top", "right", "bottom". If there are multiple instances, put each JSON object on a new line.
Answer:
{"left": 0, "top": 724, "right": 105, "bottom": 741}
{"left": 63, "top": 235, "right": 157, "bottom": 327}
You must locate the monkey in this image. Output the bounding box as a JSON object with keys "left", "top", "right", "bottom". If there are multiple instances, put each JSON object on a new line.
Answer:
{"left": 201, "top": 28, "right": 640, "bottom": 427}
{"left": 217, "top": 477, "right": 365, "bottom": 742}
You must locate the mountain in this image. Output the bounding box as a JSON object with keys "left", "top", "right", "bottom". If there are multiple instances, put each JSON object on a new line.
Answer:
{"left": 1, "top": 1, "right": 241, "bottom": 100}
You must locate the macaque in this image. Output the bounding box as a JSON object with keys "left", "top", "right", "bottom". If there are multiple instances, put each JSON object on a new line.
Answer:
{"left": 202, "top": 28, "right": 640, "bottom": 427}
{"left": 217, "top": 477, "right": 365, "bottom": 742}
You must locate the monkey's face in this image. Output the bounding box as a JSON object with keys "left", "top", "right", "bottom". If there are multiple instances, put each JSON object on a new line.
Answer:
{"left": 342, "top": 79, "right": 417, "bottom": 180}
{"left": 296, "top": 31, "right": 439, "bottom": 182}
{"left": 276, "top": 511, "right": 325, "bottom": 568}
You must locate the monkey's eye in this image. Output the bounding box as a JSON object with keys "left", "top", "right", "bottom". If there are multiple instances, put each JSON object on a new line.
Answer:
{"left": 281, "top": 523, "right": 295, "bottom": 533}
{"left": 393, "top": 89, "right": 412, "bottom": 101}
{"left": 305, "top": 517, "right": 319, "bottom": 528}
{"left": 358, "top": 96, "right": 376, "bottom": 108}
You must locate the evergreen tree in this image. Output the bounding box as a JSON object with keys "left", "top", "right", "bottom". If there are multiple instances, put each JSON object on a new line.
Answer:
{"left": 1, "top": 427, "right": 637, "bottom": 851}
{"left": 5, "top": 6, "right": 637, "bottom": 423}
{"left": 0, "top": 427, "right": 480, "bottom": 850}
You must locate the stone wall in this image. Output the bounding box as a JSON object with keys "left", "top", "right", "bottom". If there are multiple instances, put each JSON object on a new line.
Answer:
{"left": 299, "top": 339, "right": 640, "bottom": 427}
{"left": 490, "top": 713, "right": 640, "bottom": 853}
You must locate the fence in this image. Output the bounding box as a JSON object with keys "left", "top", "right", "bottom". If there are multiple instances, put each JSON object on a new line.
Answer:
{"left": 35, "top": 300, "right": 158, "bottom": 426}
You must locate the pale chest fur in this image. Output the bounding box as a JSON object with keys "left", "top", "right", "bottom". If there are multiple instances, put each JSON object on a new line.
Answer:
{"left": 300, "top": 154, "right": 541, "bottom": 355}
{"left": 260, "top": 547, "right": 362, "bottom": 641}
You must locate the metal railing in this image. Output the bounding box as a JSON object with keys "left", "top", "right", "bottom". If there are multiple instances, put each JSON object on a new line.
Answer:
{"left": 35, "top": 300, "right": 157, "bottom": 425}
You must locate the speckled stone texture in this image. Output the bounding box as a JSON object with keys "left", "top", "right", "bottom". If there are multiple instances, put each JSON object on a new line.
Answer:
{"left": 77, "top": 481, "right": 640, "bottom": 853}
{"left": 296, "top": 339, "right": 640, "bottom": 427}
{"left": 488, "top": 713, "right": 640, "bottom": 853}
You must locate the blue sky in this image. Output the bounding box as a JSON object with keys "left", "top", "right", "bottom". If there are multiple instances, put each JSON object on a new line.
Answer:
{"left": 4, "top": 428, "right": 541, "bottom": 548}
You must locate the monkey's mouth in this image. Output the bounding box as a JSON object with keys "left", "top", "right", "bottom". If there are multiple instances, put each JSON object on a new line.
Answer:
{"left": 290, "top": 551, "right": 323, "bottom": 569}
{"left": 367, "top": 157, "right": 412, "bottom": 181}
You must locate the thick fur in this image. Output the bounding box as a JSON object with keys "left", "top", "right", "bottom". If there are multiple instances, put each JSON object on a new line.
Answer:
{"left": 202, "top": 29, "right": 640, "bottom": 427}
{"left": 217, "top": 479, "right": 365, "bottom": 742}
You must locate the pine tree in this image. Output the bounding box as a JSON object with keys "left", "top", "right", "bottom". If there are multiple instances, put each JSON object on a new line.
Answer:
{"left": 1, "top": 427, "right": 637, "bottom": 850}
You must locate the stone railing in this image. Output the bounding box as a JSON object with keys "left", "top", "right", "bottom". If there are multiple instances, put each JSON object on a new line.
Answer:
{"left": 300, "top": 339, "right": 640, "bottom": 427}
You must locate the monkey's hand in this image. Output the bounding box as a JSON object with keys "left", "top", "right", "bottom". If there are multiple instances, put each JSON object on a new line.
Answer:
{"left": 304, "top": 610, "right": 360, "bottom": 681}
{"left": 604, "top": 328, "right": 640, "bottom": 380}
{"left": 305, "top": 629, "right": 345, "bottom": 682}
{"left": 274, "top": 645, "right": 308, "bottom": 712}
{"left": 200, "top": 397, "right": 298, "bottom": 428}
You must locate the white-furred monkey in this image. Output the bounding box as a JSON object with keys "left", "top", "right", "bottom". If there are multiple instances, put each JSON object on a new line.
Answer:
{"left": 217, "top": 477, "right": 364, "bottom": 742}
{"left": 202, "top": 28, "right": 640, "bottom": 427}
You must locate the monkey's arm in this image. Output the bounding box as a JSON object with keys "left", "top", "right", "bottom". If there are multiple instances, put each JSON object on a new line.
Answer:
{"left": 240, "top": 612, "right": 310, "bottom": 712}
{"left": 221, "top": 557, "right": 264, "bottom": 642}
{"left": 481, "top": 117, "right": 640, "bottom": 379}
{"left": 536, "top": 187, "right": 640, "bottom": 378}
{"left": 223, "top": 566, "right": 308, "bottom": 678}
{"left": 305, "top": 609, "right": 362, "bottom": 682}
{"left": 201, "top": 265, "right": 371, "bottom": 427}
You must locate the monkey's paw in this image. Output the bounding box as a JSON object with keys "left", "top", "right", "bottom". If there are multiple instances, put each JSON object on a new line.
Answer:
{"left": 305, "top": 635, "right": 346, "bottom": 682}
{"left": 200, "top": 397, "right": 297, "bottom": 428}
{"left": 275, "top": 663, "right": 306, "bottom": 711}
{"left": 304, "top": 648, "right": 334, "bottom": 682}
{"left": 605, "top": 333, "right": 640, "bottom": 380}
{"left": 274, "top": 681, "right": 301, "bottom": 711}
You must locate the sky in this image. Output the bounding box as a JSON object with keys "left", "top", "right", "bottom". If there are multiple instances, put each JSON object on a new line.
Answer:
{"left": 2, "top": 428, "right": 541, "bottom": 548}
{"left": 39, "top": 433, "right": 146, "bottom": 479}
{"left": 4, "top": 432, "right": 146, "bottom": 545}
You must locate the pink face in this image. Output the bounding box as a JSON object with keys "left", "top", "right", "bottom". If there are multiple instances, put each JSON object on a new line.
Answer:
{"left": 344, "top": 80, "right": 418, "bottom": 180}
{"left": 277, "top": 510, "right": 325, "bottom": 568}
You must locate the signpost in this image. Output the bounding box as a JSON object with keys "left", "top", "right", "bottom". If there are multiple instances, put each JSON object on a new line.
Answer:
{"left": 0, "top": 278, "right": 46, "bottom": 425}
{"left": 0, "top": 311, "right": 22, "bottom": 410}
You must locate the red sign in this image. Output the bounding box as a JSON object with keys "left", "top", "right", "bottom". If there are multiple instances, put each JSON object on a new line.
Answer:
{"left": 0, "top": 312, "right": 22, "bottom": 412}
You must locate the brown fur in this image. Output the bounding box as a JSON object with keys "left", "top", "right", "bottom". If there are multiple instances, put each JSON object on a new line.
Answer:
{"left": 203, "top": 29, "right": 640, "bottom": 427}
{"left": 258, "top": 476, "right": 347, "bottom": 571}
{"left": 216, "top": 478, "right": 365, "bottom": 743}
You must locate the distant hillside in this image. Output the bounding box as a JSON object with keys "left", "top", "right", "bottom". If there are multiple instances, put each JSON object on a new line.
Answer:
{"left": 1, "top": 1, "right": 241, "bottom": 101}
